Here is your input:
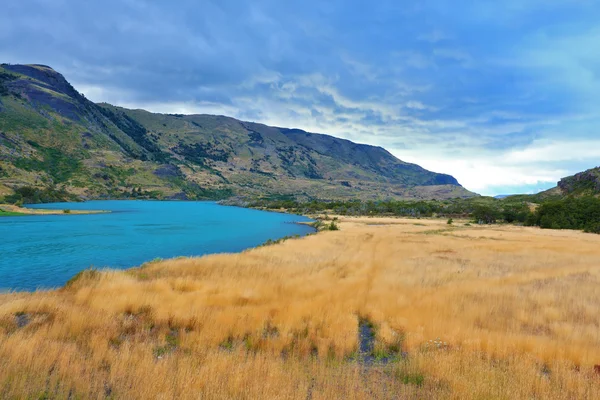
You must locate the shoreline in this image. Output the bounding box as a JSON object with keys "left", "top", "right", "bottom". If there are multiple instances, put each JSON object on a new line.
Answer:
{"left": 0, "top": 203, "right": 109, "bottom": 216}
{"left": 1, "top": 201, "right": 316, "bottom": 293}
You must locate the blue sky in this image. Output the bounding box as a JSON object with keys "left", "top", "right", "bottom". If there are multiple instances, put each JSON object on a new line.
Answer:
{"left": 1, "top": 0, "right": 599, "bottom": 195}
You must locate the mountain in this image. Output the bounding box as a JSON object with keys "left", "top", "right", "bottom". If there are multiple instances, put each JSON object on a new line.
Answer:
{"left": 524, "top": 167, "right": 600, "bottom": 201}
{"left": 0, "top": 64, "right": 475, "bottom": 203}
{"left": 545, "top": 167, "right": 600, "bottom": 197}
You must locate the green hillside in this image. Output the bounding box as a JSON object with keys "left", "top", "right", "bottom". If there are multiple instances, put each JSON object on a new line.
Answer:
{"left": 0, "top": 64, "right": 475, "bottom": 203}
{"left": 555, "top": 167, "right": 600, "bottom": 196}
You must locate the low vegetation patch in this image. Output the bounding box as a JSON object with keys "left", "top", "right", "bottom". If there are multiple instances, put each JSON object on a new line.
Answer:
{"left": 528, "top": 196, "right": 600, "bottom": 233}
{"left": 257, "top": 235, "right": 301, "bottom": 247}
{"left": 13, "top": 143, "right": 82, "bottom": 184}
{"left": 2, "top": 185, "right": 78, "bottom": 205}
{"left": 0, "top": 209, "right": 24, "bottom": 217}
{"left": 327, "top": 220, "right": 339, "bottom": 231}
{"left": 251, "top": 195, "right": 600, "bottom": 234}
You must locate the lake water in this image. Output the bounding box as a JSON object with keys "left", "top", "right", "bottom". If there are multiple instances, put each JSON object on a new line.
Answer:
{"left": 0, "top": 201, "right": 313, "bottom": 291}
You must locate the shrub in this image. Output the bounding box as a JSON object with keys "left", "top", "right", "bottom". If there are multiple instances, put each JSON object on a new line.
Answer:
{"left": 447, "top": 218, "right": 453, "bottom": 225}
{"left": 472, "top": 205, "right": 501, "bottom": 224}
{"left": 395, "top": 369, "right": 425, "bottom": 387}
{"left": 63, "top": 209, "right": 71, "bottom": 214}
{"left": 310, "top": 220, "right": 324, "bottom": 230}
{"left": 534, "top": 197, "right": 600, "bottom": 233}
{"left": 328, "top": 221, "right": 339, "bottom": 231}
{"left": 584, "top": 222, "right": 600, "bottom": 234}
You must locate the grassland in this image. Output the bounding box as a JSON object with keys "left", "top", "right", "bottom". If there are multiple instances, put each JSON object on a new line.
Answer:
{"left": 1, "top": 218, "right": 600, "bottom": 399}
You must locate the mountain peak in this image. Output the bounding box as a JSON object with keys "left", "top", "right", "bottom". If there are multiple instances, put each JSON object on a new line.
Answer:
{"left": 1, "top": 63, "right": 80, "bottom": 99}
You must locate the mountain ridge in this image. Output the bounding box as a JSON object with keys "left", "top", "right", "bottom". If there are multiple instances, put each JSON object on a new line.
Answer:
{"left": 536, "top": 167, "right": 600, "bottom": 198}
{"left": 0, "top": 63, "right": 475, "bottom": 203}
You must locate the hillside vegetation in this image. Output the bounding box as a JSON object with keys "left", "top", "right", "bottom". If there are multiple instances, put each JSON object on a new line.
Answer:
{"left": 1, "top": 218, "right": 600, "bottom": 399}
{"left": 250, "top": 194, "right": 600, "bottom": 234}
{"left": 0, "top": 64, "right": 473, "bottom": 203}
{"left": 556, "top": 167, "right": 600, "bottom": 196}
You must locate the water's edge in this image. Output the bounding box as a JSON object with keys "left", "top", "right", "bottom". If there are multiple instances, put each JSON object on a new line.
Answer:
{"left": 1, "top": 201, "right": 315, "bottom": 292}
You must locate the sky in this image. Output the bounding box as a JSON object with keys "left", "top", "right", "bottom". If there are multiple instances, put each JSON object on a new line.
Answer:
{"left": 1, "top": 0, "right": 600, "bottom": 196}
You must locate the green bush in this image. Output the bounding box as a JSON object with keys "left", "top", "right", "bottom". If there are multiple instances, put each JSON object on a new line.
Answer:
{"left": 328, "top": 221, "right": 339, "bottom": 231}
{"left": 472, "top": 205, "right": 501, "bottom": 224}
{"left": 531, "top": 197, "right": 600, "bottom": 233}
{"left": 250, "top": 197, "right": 535, "bottom": 225}
{"left": 248, "top": 196, "right": 600, "bottom": 235}
{"left": 584, "top": 223, "right": 600, "bottom": 234}
{"left": 310, "top": 220, "right": 324, "bottom": 230}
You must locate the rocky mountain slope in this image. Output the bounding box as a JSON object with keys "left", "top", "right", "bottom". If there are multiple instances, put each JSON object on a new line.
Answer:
{"left": 557, "top": 167, "right": 600, "bottom": 196}
{"left": 537, "top": 167, "right": 600, "bottom": 198}
{"left": 0, "top": 64, "right": 475, "bottom": 202}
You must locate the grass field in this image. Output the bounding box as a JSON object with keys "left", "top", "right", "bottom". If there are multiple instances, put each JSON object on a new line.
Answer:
{"left": 1, "top": 217, "right": 600, "bottom": 399}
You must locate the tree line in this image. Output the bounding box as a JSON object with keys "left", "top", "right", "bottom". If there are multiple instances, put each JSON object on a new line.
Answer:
{"left": 250, "top": 195, "right": 600, "bottom": 234}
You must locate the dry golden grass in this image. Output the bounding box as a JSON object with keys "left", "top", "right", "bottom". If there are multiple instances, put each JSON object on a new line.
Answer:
{"left": 2, "top": 217, "right": 600, "bottom": 399}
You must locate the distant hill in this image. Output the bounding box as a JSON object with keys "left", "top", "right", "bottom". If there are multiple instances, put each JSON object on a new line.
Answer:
{"left": 0, "top": 64, "right": 475, "bottom": 202}
{"left": 556, "top": 167, "right": 600, "bottom": 196}
{"left": 534, "top": 167, "right": 600, "bottom": 199}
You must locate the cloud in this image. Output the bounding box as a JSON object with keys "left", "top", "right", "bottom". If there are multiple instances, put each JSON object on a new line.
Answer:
{"left": 506, "top": 139, "right": 600, "bottom": 164}
{"left": 391, "top": 139, "right": 596, "bottom": 195}
{"left": 1, "top": 0, "right": 599, "bottom": 196}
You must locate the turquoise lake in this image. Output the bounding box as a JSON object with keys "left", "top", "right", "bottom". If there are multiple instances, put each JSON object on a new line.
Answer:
{"left": 0, "top": 201, "right": 313, "bottom": 291}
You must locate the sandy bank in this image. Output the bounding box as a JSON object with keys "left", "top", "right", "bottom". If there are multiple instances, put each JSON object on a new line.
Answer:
{"left": 0, "top": 204, "right": 109, "bottom": 216}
